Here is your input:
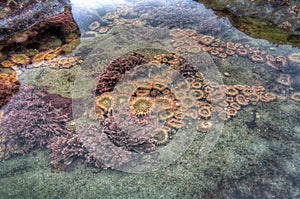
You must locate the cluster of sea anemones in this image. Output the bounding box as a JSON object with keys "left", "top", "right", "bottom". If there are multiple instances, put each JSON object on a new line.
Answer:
{"left": 26, "top": 56, "right": 81, "bottom": 69}
{"left": 173, "top": 29, "right": 293, "bottom": 74}
{"left": 212, "top": 85, "right": 276, "bottom": 119}
{"left": 0, "top": 73, "right": 20, "bottom": 108}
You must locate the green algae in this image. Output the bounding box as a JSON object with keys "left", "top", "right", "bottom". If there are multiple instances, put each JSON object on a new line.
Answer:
{"left": 196, "top": 0, "right": 300, "bottom": 48}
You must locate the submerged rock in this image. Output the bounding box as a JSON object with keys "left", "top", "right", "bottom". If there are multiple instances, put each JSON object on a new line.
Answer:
{"left": 0, "top": 0, "right": 70, "bottom": 39}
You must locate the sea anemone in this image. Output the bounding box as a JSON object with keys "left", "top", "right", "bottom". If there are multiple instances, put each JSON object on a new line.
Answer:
{"left": 26, "top": 49, "right": 39, "bottom": 57}
{"left": 173, "top": 41, "right": 185, "bottom": 47}
{"left": 32, "top": 52, "right": 48, "bottom": 62}
{"left": 250, "top": 54, "right": 264, "bottom": 63}
{"left": 137, "top": 81, "right": 153, "bottom": 90}
{"left": 130, "top": 97, "right": 153, "bottom": 116}
{"left": 166, "top": 118, "right": 185, "bottom": 129}
{"left": 135, "top": 89, "right": 151, "bottom": 97}
{"left": 225, "top": 86, "right": 239, "bottom": 96}
{"left": 1, "top": 60, "right": 15, "bottom": 68}
{"left": 235, "top": 94, "right": 249, "bottom": 106}
{"left": 11, "top": 54, "right": 30, "bottom": 65}
{"left": 198, "top": 106, "right": 212, "bottom": 119}
{"left": 198, "top": 35, "right": 215, "bottom": 45}
{"left": 158, "top": 109, "right": 174, "bottom": 120}
{"left": 226, "top": 42, "right": 236, "bottom": 50}
{"left": 226, "top": 49, "right": 235, "bottom": 56}
{"left": 210, "top": 50, "right": 219, "bottom": 56}
{"left": 152, "top": 81, "right": 168, "bottom": 92}
{"left": 189, "top": 89, "right": 205, "bottom": 100}
{"left": 187, "top": 45, "right": 201, "bottom": 53}
{"left": 154, "top": 128, "right": 169, "bottom": 145}
{"left": 260, "top": 92, "right": 277, "bottom": 102}
{"left": 197, "top": 120, "right": 213, "bottom": 133}
{"left": 247, "top": 93, "right": 260, "bottom": 104}
{"left": 288, "top": 52, "right": 300, "bottom": 64}
{"left": 242, "top": 86, "right": 255, "bottom": 97}
{"left": 236, "top": 48, "right": 248, "bottom": 56}
{"left": 218, "top": 53, "right": 227, "bottom": 59}
{"left": 226, "top": 108, "right": 238, "bottom": 118}
{"left": 185, "top": 108, "right": 198, "bottom": 119}
{"left": 154, "top": 96, "right": 174, "bottom": 110}
{"left": 290, "top": 92, "right": 300, "bottom": 102}
{"left": 226, "top": 96, "right": 235, "bottom": 103}
{"left": 230, "top": 102, "right": 241, "bottom": 110}
{"left": 95, "top": 93, "right": 113, "bottom": 112}
{"left": 13, "top": 33, "right": 28, "bottom": 43}
{"left": 191, "top": 81, "right": 202, "bottom": 89}
{"left": 99, "top": 27, "right": 110, "bottom": 34}
{"left": 88, "top": 21, "right": 100, "bottom": 31}
{"left": 276, "top": 73, "right": 291, "bottom": 86}
{"left": 173, "top": 111, "right": 185, "bottom": 120}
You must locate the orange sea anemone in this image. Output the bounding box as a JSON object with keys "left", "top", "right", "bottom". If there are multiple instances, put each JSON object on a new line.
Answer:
{"left": 1, "top": 60, "right": 15, "bottom": 68}
{"left": 173, "top": 111, "right": 185, "bottom": 120}
{"left": 11, "top": 54, "right": 30, "bottom": 65}
{"left": 198, "top": 106, "right": 212, "bottom": 119}
{"left": 95, "top": 93, "right": 113, "bottom": 112}
{"left": 26, "top": 49, "right": 39, "bottom": 57}
{"left": 242, "top": 86, "right": 255, "bottom": 96}
{"left": 247, "top": 93, "right": 260, "bottom": 104}
{"left": 166, "top": 118, "right": 185, "bottom": 129}
{"left": 260, "top": 92, "right": 277, "bottom": 102}
{"left": 32, "top": 52, "right": 48, "bottom": 62}
{"left": 153, "top": 81, "right": 168, "bottom": 92}
{"left": 226, "top": 108, "right": 238, "bottom": 118}
{"left": 130, "top": 97, "right": 153, "bottom": 116}
{"left": 234, "top": 84, "right": 245, "bottom": 91}
{"left": 235, "top": 94, "right": 249, "bottom": 106}
{"left": 137, "top": 81, "right": 153, "bottom": 90}
{"left": 189, "top": 89, "right": 205, "bottom": 100}
{"left": 135, "top": 89, "right": 151, "bottom": 97}
{"left": 230, "top": 102, "right": 241, "bottom": 110}
{"left": 290, "top": 92, "right": 300, "bottom": 102}
{"left": 191, "top": 81, "right": 202, "bottom": 89}
{"left": 225, "top": 86, "right": 239, "bottom": 96}
{"left": 197, "top": 120, "right": 213, "bottom": 133}
{"left": 89, "top": 21, "right": 100, "bottom": 31}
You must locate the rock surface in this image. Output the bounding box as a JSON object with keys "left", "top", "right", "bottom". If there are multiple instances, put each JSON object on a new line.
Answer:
{"left": 0, "top": 0, "right": 70, "bottom": 39}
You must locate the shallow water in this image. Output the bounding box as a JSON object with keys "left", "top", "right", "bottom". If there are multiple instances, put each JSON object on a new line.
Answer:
{"left": 0, "top": 0, "right": 299, "bottom": 198}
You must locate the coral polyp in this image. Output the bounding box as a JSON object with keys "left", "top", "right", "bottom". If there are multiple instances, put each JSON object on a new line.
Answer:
{"left": 130, "top": 97, "right": 153, "bottom": 116}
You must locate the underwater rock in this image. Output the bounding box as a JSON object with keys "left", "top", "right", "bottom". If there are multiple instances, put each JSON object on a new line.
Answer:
{"left": 0, "top": 0, "right": 71, "bottom": 39}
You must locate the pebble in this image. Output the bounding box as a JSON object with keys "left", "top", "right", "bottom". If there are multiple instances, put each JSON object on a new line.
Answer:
{"left": 223, "top": 72, "right": 231, "bottom": 77}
